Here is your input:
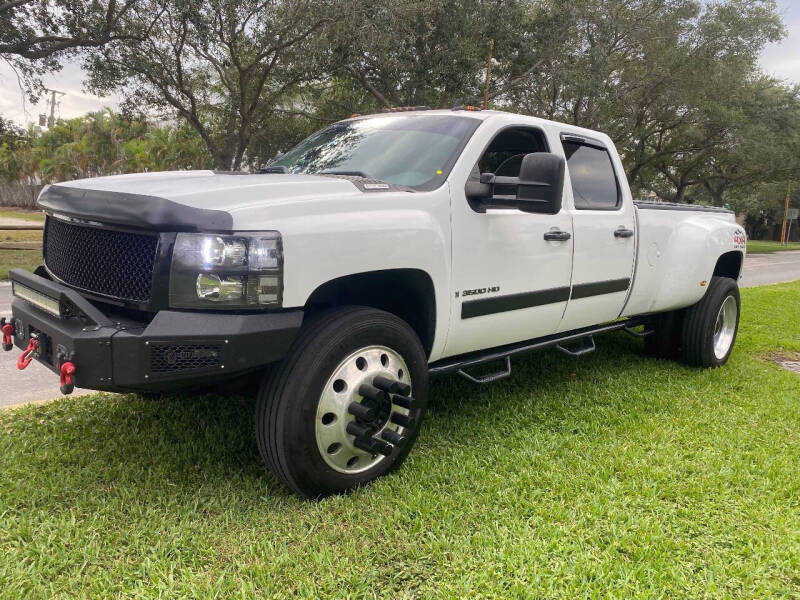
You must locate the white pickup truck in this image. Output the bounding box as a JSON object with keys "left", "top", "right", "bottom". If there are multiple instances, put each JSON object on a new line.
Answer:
{"left": 3, "top": 108, "right": 746, "bottom": 497}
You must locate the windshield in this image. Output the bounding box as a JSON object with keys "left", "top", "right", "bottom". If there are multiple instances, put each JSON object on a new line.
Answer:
{"left": 272, "top": 115, "right": 480, "bottom": 190}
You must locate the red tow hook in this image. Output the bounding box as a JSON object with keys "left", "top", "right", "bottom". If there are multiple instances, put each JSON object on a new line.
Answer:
{"left": 1, "top": 322, "right": 14, "bottom": 351}
{"left": 17, "top": 337, "right": 39, "bottom": 370}
{"left": 59, "top": 362, "right": 76, "bottom": 395}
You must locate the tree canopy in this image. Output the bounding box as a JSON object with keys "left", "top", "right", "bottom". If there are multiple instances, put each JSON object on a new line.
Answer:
{"left": 1, "top": 0, "right": 799, "bottom": 229}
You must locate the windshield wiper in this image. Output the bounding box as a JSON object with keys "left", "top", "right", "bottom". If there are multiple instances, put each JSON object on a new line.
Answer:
{"left": 258, "top": 165, "right": 289, "bottom": 174}
{"left": 318, "top": 170, "right": 372, "bottom": 178}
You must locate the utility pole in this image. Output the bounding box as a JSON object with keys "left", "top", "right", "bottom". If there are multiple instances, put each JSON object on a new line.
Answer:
{"left": 780, "top": 180, "right": 791, "bottom": 245}
{"left": 483, "top": 40, "right": 494, "bottom": 110}
{"left": 44, "top": 89, "right": 65, "bottom": 129}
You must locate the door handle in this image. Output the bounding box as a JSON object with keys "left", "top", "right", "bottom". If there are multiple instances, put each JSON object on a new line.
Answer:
{"left": 543, "top": 230, "right": 571, "bottom": 241}
{"left": 614, "top": 227, "right": 634, "bottom": 238}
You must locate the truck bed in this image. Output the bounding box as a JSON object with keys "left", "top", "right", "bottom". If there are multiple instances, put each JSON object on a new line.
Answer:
{"left": 623, "top": 203, "right": 741, "bottom": 316}
{"left": 634, "top": 201, "right": 733, "bottom": 214}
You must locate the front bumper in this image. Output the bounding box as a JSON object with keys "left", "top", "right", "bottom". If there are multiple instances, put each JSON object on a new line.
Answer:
{"left": 5, "top": 269, "right": 303, "bottom": 393}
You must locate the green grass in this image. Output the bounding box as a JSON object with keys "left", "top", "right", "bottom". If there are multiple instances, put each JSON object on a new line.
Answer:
{"left": 0, "top": 248, "right": 41, "bottom": 279}
{"left": 0, "top": 228, "right": 42, "bottom": 280}
{"left": 1, "top": 282, "right": 799, "bottom": 598}
{"left": 0, "top": 208, "right": 45, "bottom": 223}
{"left": 747, "top": 239, "right": 800, "bottom": 254}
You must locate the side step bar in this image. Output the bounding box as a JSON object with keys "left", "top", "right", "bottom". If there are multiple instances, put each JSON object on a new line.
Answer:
{"left": 429, "top": 317, "right": 647, "bottom": 379}
{"left": 556, "top": 335, "right": 596, "bottom": 357}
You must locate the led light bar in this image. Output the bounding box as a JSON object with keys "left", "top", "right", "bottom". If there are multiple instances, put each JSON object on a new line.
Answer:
{"left": 12, "top": 282, "right": 61, "bottom": 317}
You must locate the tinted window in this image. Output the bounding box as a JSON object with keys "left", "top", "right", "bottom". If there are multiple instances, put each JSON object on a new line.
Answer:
{"left": 561, "top": 141, "right": 620, "bottom": 210}
{"left": 477, "top": 128, "right": 548, "bottom": 176}
{"left": 273, "top": 115, "right": 479, "bottom": 190}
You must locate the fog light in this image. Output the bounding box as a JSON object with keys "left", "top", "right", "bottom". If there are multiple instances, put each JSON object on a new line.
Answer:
{"left": 196, "top": 274, "right": 244, "bottom": 302}
{"left": 254, "top": 275, "right": 279, "bottom": 304}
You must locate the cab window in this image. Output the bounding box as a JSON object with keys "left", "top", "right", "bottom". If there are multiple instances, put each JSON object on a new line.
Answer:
{"left": 561, "top": 140, "right": 620, "bottom": 210}
{"left": 474, "top": 127, "right": 548, "bottom": 177}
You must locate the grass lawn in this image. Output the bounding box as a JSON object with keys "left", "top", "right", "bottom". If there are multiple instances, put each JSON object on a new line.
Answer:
{"left": 0, "top": 228, "right": 43, "bottom": 280}
{"left": 747, "top": 239, "right": 800, "bottom": 254}
{"left": 1, "top": 282, "right": 799, "bottom": 598}
{"left": 0, "top": 208, "right": 45, "bottom": 223}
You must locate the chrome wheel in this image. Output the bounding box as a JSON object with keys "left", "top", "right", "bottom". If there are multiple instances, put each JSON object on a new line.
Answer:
{"left": 315, "top": 345, "right": 413, "bottom": 474}
{"left": 713, "top": 295, "right": 738, "bottom": 360}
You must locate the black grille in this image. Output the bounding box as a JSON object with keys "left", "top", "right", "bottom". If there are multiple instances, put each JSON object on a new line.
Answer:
{"left": 44, "top": 217, "right": 158, "bottom": 303}
{"left": 149, "top": 343, "right": 223, "bottom": 374}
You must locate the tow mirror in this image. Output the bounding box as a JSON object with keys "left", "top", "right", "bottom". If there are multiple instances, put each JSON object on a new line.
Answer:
{"left": 466, "top": 153, "right": 565, "bottom": 215}
{"left": 514, "top": 153, "right": 565, "bottom": 214}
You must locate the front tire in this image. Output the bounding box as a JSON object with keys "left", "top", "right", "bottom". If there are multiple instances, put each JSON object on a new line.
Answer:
{"left": 681, "top": 276, "right": 740, "bottom": 367}
{"left": 256, "top": 307, "right": 428, "bottom": 498}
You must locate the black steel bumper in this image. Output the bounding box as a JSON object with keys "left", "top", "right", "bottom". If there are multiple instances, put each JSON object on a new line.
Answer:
{"left": 5, "top": 269, "right": 303, "bottom": 393}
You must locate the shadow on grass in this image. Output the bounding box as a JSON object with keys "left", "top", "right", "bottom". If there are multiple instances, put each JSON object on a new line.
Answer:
{"left": 3, "top": 331, "right": 683, "bottom": 506}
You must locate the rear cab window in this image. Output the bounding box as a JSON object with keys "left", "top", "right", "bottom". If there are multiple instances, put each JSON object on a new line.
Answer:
{"left": 560, "top": 136, "right": 620, "bottom": 210}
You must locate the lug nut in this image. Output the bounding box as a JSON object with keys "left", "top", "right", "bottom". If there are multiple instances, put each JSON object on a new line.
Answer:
{"left": 395, "top": 381, "right": 412, "bottom": 396}
{"left": 391, "top": 394, "right": 417, "bottom": 410}
{"left": 346, "top": 421, "right": 372, "bottom": 439}
{"left": 347, "top": 401, "right": 376, "bottom": 421}
{"left": 358, "top": 383, "right": 388, "bottom": 403}
{"left": 353, "top": 435, "right": 393, "bottom": 457}
{"left": 371, "top": 438, "right": 394, "bottom": 457}
{"left": 353, "top": 438, "right": 377, "bottom": 454}
{"left": 372, "top": 375, "right": 401, "bottom": 393}
{"left": 390, "top": 411, "right": 415, "bottom": 428}
{"left": 380, "top": 428, "right": 407, "bottom": 448}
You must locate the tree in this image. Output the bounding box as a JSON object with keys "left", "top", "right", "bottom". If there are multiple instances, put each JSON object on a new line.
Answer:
{"left": 85, "top": 0, "right": 342, "bottom": 170}
{"left": 694, "top": 81, "right": 800, "bottom": 205}
{"left": 499, "top": 0, "right": 785, "bottom": 201}
{"left": 0, "top": 0, "right": 149, "bottom": 95}
{"left": 324, "top": 0, "right": 572, "bottom": 110}
{"left": 0, "top": 109, "right": 212, "bottom": 185}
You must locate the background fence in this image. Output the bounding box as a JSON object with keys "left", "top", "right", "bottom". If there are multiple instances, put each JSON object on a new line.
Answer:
{"left": 0, "top": 183, "right": 44, "bottom": 208}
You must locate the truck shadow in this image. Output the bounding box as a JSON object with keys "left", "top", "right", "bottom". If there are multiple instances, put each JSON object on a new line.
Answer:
{"left": 4, "top": 331, "right": 678, "bottom": 505}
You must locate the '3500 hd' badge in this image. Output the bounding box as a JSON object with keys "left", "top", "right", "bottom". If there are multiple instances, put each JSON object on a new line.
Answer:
{"left": 458, "top": 286, "right": 500, "bottom": 298}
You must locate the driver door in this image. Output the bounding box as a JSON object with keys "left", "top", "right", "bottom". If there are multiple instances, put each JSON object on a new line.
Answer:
{"left": 443, "top": 123, "right": 574, "bottom": 358}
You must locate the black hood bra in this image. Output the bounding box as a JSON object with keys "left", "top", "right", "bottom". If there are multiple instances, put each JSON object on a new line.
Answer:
{"left": 38, "top": 184, "right": 234, "bottom": 233}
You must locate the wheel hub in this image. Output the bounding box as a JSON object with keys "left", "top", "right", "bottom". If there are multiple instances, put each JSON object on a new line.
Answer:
{"left": 315, "top": 345, "right": 415, "bottom": 474}
{"left": 713, "top": 295, "right": 738, "bottom": 360}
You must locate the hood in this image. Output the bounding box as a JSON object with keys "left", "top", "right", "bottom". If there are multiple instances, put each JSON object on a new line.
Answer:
{"left": 37, "top": 170, "right": 386, "bottom": 232}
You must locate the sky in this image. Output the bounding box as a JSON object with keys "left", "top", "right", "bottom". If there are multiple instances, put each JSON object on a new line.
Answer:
{"left": 1, "top": 0, "right": 799, "bottom": 127}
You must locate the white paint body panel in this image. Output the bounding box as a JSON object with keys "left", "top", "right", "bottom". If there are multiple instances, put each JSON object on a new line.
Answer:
{"left": 446, "top": 114, "right": 573, "bottom": 357}
{"left": 623, "top": 207, "right": 742, "bottom": 316}
{"left": 55, "top": 110, "right": 745, "bottom": 363}
{"left": 557, "top": 133, "right": 636, "bottom": 332}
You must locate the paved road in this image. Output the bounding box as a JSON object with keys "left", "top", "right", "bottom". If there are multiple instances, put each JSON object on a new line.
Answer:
{"left": 0, "top": 283, "right": 90, "bottom": 408}
{"left": 739, "top": 250, "right": 800, "bottom": 288}
{"left": 1, "top": 249, "right": 799, "bottom": 408}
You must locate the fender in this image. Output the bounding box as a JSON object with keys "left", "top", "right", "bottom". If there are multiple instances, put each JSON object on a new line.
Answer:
{"left": 624, "top": 211, "right": 745, "bottom": 316}
{"left": 228, "top": 188, "right": 453, "bottom": 361}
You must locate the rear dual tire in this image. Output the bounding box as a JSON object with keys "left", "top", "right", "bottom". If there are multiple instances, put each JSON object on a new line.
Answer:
{"left": 644, "top": 276, "right": 740, "bottom": 368}
{"left": 255, "top": 307, "right": 428, "bottom": 498}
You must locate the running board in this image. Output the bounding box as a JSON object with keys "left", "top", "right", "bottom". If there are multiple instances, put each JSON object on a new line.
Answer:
{"left": 556, "top": 335, "right": 595, "bottom": 357}
{"left": 429, "top": 318, "right": 646, "bottom": 377}
{"left": 457, "top": 356, "right": 512, "bottom": 385}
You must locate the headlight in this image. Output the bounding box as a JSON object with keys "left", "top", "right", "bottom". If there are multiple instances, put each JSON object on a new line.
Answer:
{"left": 169, "top": 232, "right": 283, "bottom": 309}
